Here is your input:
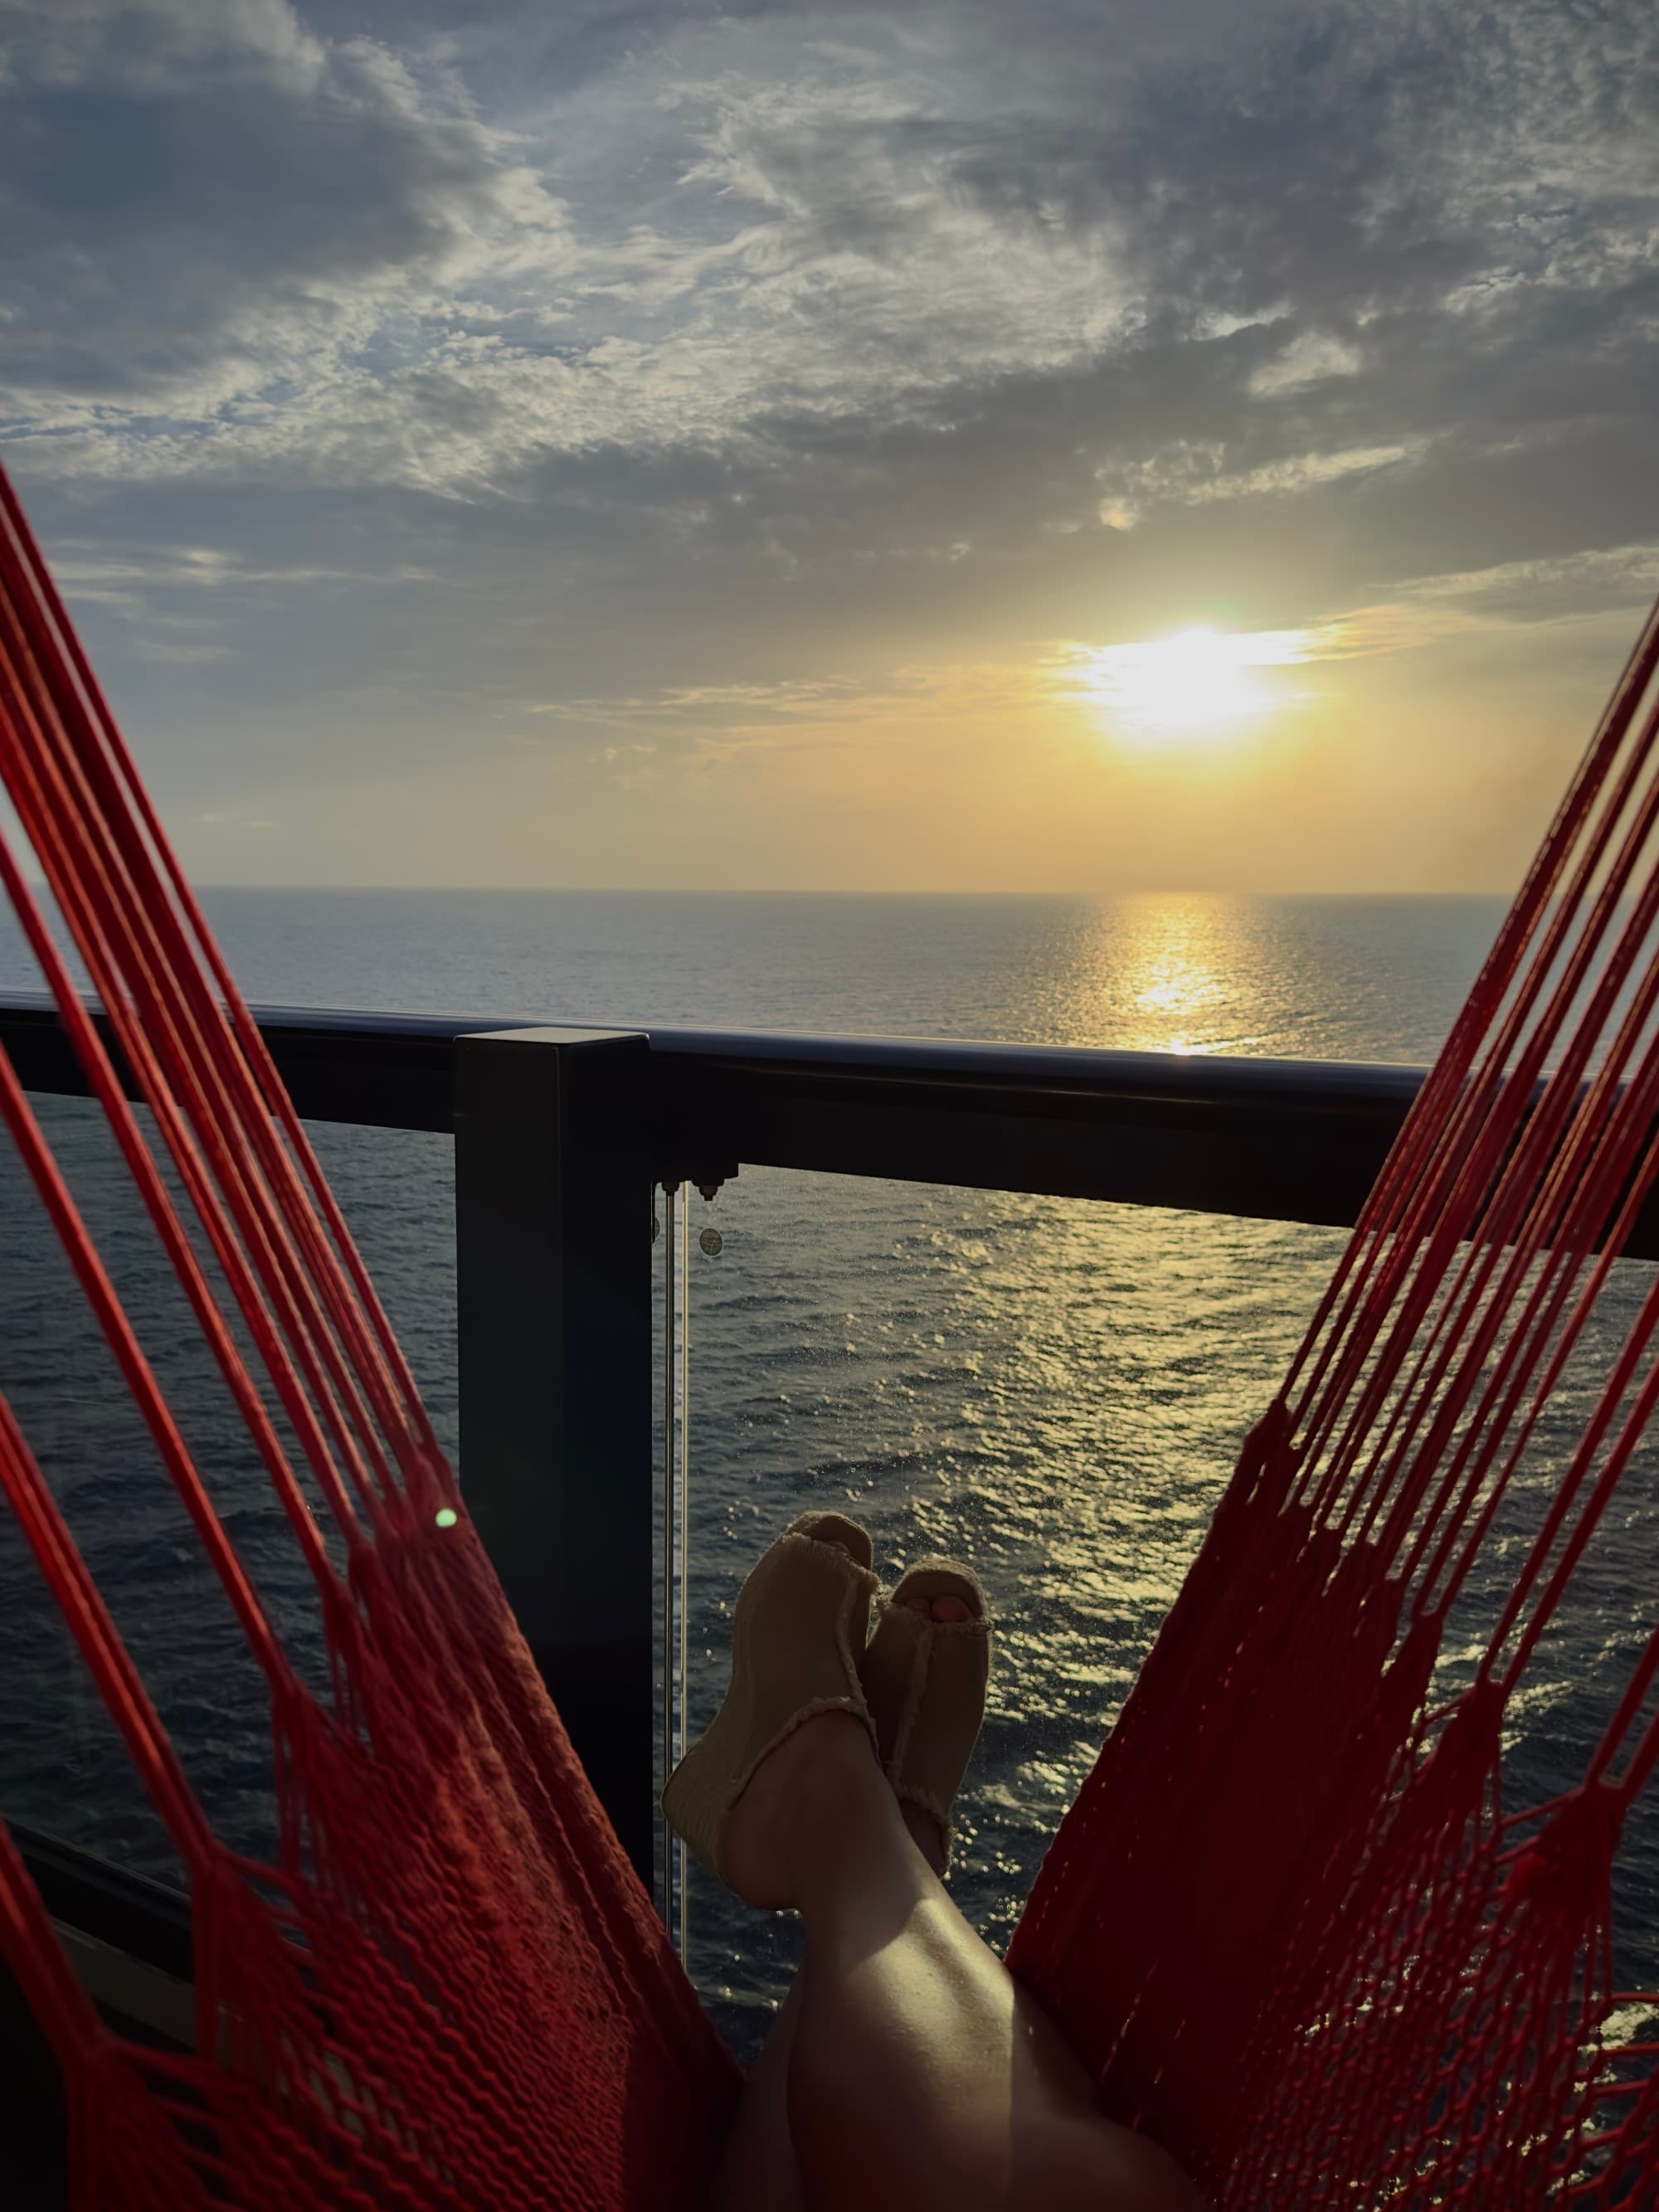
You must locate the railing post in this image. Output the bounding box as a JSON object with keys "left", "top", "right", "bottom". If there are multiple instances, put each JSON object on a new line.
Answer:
{"left": 454, "top": 1027, "right": 655, "bottom": 1886}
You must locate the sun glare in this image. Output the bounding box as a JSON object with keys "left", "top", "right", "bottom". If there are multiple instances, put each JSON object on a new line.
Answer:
{"left": 1068, "top": 625, "right": 1316, "bottom": 745}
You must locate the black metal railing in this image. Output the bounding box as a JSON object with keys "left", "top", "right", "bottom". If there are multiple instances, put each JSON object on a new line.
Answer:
{"left": 2, "top": 986, "right": 1444, "bottom": 1888}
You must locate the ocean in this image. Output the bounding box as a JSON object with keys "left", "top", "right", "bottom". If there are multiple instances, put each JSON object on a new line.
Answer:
{"left": 2, "top": 888, "right": 1657, "bottom": 2059}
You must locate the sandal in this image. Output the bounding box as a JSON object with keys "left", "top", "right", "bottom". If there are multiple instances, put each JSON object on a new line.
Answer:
{"left": 661, "top": 1511, "right": 880, "bottom": 1885}
{"left": 858, "top": 1557, "right": 990, "bottom": 1873}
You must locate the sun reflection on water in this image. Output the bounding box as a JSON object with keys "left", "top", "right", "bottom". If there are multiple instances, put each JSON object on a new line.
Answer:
{"left": 1068, "top": 895, "right": 1274, "bottom": 1057}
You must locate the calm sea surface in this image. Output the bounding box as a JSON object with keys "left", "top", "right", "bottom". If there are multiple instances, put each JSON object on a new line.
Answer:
{"left": 3, "top": 890, "right": 1657, "bottom": 2058}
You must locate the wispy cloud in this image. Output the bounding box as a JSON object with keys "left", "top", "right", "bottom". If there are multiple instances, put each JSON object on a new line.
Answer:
{"left": 1096, "top": 440, "right": 1429, "bottom": 529}
{"left": 7, "top": 0, "right": 1652, "bottom": 518}
{"left": 1, "top": 0, "right": 1655, "bottom": 889}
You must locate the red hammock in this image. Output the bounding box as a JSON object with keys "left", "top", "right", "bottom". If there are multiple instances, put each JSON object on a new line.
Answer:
{"left": 2, "top": 450, "right": 1659, "bottom": 2206}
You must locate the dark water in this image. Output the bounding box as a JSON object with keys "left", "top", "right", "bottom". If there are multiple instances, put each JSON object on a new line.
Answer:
{"left": 4, "top": 890, "right": 1658, "bottom": 2057}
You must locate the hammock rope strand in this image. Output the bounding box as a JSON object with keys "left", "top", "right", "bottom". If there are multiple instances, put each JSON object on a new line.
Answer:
{"left": 7, "top": 453, "right": 1659, "bottom": 2205}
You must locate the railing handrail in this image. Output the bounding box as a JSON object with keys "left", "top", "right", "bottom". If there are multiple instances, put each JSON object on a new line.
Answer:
{"left": 0, "top": 982, "right": 1438, "bottom": 1230}
{"left": 0, "top": 984, "right": 1431, "bottom": 1087}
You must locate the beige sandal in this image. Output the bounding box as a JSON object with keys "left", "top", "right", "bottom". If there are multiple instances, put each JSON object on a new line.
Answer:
{"left": 661, "top": 1511, "right": 880, "bottom": 1885}
{"left": 858, "top": 1557, "right": 990, "bottom": 1872}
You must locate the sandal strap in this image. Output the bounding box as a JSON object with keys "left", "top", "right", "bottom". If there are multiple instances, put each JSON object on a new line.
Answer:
{"left": 860, "top": 1559, "right": 990, "bottom": 1872}
{"left": 662, "top": 1516, "right": 878, "bottom": 1884}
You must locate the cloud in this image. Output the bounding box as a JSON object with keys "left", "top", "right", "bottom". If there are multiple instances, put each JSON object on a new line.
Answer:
{"left": 135, "top": 638, "right": 232, "bottom": 662}
{"left": 1245, "top": 542, "right": 1659, "bottom": 665}
{"left": 513, "top": 659, "right": 1044, "bottom": 767}
{"left": 49, "top": 545, "right": 400, "bottom": 600}
{"left": 1248, "top": 330, "right": 1365, "bottom": 397}
{"left": 0, "top": 0, "right": 557, "bottom": 435}
{"left": 51, "top": 542, "right": 432, "bottom": 593}
{"left": 5, "top": 0, "right": 1647, "bottom": 525}
{"left": 3, "top": 8, "right": 1141, "bottom": 490}
{"left": 1, "top": 0, "right": 1656, "bottom": 892}
{"left": 1096, "top": 437, "right": 1428, "bottom": 528}
{"left": 1405, "top": 543, "right": 1659, "bottom": 623}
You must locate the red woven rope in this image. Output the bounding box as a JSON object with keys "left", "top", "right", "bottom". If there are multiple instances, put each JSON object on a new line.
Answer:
{"left": 0, "top": 464, "right": 737, "bottom": 2208}
{"left": 9, "top": 449, "right": 1659, "bottom": 2207}
{"left": 1010, "top": 601, "right": 1659, "bottom": 2202}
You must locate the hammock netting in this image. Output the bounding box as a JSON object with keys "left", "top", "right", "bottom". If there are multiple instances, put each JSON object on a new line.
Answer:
{"left": 2, "top": 452, "right": 1659, "bottom": 2208}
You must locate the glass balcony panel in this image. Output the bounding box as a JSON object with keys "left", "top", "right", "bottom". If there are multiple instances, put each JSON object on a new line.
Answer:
{"left": 676, "top": 1166, "right": 1344, "bottom": 2054}
{"left": 675, "top": 1165, "right": 1659, "bottom": 2060}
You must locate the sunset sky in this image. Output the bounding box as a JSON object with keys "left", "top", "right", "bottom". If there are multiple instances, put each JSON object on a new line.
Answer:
{"left": 2, "top": 0, "right": 1655, "bottom": 892}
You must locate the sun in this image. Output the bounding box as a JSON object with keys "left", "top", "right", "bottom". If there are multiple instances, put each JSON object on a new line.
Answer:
{"left": 1065, "top": 625, "right": 1316, "bottom": 745}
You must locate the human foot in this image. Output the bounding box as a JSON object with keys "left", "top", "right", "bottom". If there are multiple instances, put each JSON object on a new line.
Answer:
{"left": 906, "top": 1592, "right": 973, "bottom": 1624}
{"left": 661, "top": 1514, "right": 880, "bottom": 1905}
{"left": 718, "top": 1706, "right": 888, "bottom": 1908}
{"left": 859, "top": 1559, "right": 990, "bottom": 1879}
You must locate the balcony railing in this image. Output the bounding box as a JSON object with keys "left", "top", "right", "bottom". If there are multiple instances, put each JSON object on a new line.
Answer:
{"left": 19, "top": 982, "right": 1609, "bottom": 2066}
{"left": 1, "top": 984, "right": 1447, "bottom": 1837}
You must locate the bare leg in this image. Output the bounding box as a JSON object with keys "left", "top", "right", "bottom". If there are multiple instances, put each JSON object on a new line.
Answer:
{"left": 711, "top": 1592, "right": 963, "bottom": 2212}
{"left": 712, "top": 1709, "right": 1204, "bottom": 2212}
{"left": 714, "top": 1832, "right": 959, "bottom": 2212}
{"left": 710, "top": 1981, "right": 805, "bottom": 2212}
